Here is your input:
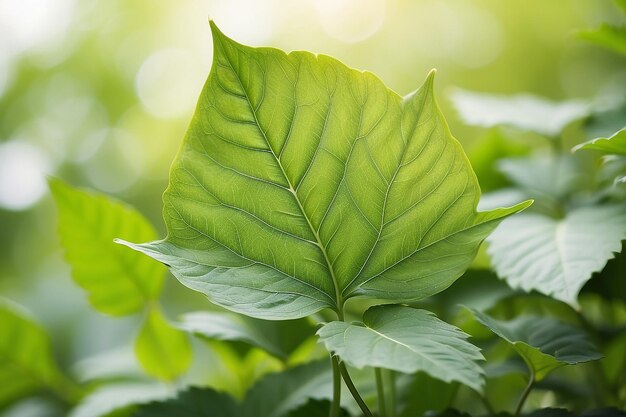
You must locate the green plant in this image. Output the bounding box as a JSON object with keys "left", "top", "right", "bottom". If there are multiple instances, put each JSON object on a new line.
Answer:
{"left": 2, "top": 19, "right": 625, "bottom": 417}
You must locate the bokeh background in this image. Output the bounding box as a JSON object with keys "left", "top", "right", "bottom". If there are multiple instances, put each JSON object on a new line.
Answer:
{"left": 0, "top": 0, "right": 624, "bottom": 394}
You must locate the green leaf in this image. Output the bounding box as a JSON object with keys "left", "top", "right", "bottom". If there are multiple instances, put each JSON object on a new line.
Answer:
{"left": 134, "top": 307, "right": 192, "bottom": 381}
{"left": 317, "top": 305, "right": 485, "bottom": 392}
{"left": 49, "top": 179, "right": 165, "bottom": 316}
{"left": 573, "top": 128, "right": 626, "bottom": 155}
{"left": 467, "top": 308, "right": 601, "bottom": 381}
{"left": 68, "top": 383, "right": 172, "bottom": 417}
{"left": 580, "top": 25, "right": 626, "bottom": 57}
{"left": 178, "top": 311, "right": 314, "bottom": 360}
{"left": 241, "top": 360, "right": 335, "bottom": 417}
{"left": 398, "top": 372, "right": 458, "bottom": 417}
{"left": 120, "top": 22, "right": 530, "bottom": 320}
{"left": 0, "top": 298, "right": 77, "bottom": 408}
{"left": 135, "top": 387, "right": 239, "bottom": 417}
{"left": 450, "top": 89, "right": 590, "bottom": 137}
{"left": 286, "top": 399, "right": 345, "bottom": 417}
{"left": 487, "top": 205, "right": 626, "bottom": 306}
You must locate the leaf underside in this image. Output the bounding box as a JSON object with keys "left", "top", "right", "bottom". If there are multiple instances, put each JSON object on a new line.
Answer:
{"left": 467, "top": 308, "right": 601, "bottom": 380}
{"left": 317, "top": 305, "right": 485, "bottom": 392}
{"left": 120, "top": 22, "right": 530, "bottom": 320}
{"left": 487, "top": 205, "right": 626, "bottom": 306}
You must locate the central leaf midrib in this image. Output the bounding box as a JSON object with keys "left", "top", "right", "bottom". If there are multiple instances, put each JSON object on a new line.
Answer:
{"left": 216, "top": 40, "right": 343, "bottom": 312}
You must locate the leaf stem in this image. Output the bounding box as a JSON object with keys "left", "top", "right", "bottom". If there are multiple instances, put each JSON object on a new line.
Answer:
{"left": 514, "top": 367, "right": 535, "bottom": 416}
{"left": 339, "top": 362, "right": 374, "bottom": 417}
{"left": 331, "top": 355, "right": 342, "bottom": 417}
{"left": 375, "top": 368, "right": 387, "bottom": 417}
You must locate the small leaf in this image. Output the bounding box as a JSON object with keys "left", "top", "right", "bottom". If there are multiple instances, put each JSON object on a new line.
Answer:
{"left": 487, "top": 205, "right": 626, "bottom": 306}
{"left": 450, "top": 89, "right": 590, "bottom": 137}
{"left": 317, "top": 305, "right": 485, "bottom": 392}
{"left": 178, "top": 311, "right": 314, "bottom": 360}
{"left": 135, "top": 387, "right": 239, "bottom": 417}
{"left": 49, "top": 179, "right": 165, "bottom": 316}
{"left": 134, "top": 307, "right": 192, "bottom": 381}
{"left": 0, "top": 298, "right": 77, "bottom": 408}
{"left": 467, "top": 308, "right": 601, "bottom": 381}
{"left": 121, "top": 22, "right": 530, "bottom": 321}
{"left": 573, "top": 128, "right": 626, "bottom": 155}
{"left": 580, "top": 25, "right": 626, "bottom": 57}
{"left": 68, "top": 382, "right": 172, "bottom": 417}
{"left": 242, "top": 360, "right": 335, "bottom": 417}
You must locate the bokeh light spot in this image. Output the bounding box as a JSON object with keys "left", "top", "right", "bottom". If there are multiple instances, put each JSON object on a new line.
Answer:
{"left": 0, "top": 141, "right": 51, "bottom": 211}
{"left": 313, "top": 0, "right": 386, "bottom": 43}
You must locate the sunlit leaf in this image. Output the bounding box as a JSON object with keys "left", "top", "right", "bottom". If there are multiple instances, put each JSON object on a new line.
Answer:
{"left": 68, "top": 382, "right": 172, "bottom": 417}
{"left": 134, "top": 307, "right": 192, "bottom": 381}
{"left": 317, "top": 305, "right": 485, "bottom": 392}
{"left": 119, "top": 22, "right": 529, "bottom": 320}
{"left": 135, "top": 387, "right": 239, "bottom": 417}
{"left": 580, "top": 25, "right": 626, "bottom": 56}
{"left": 467, "top": 308, "right": 601, "bottom": 381}
{"left": 487, "top": 205, "right": 626, "bottom": 306}
{"left": 0, "top": 298, "right": 78, "bottom": 409}
{"left": 573, "top": 128, "right": 626, "bottom": 155}
{"left": 49, "top": 179, "right": 165, "bottom": 316}
{"left": 450, "top": 89, "right": 590, "bottom": 137}
{"left": 178, "top": 311, "right": 314, "bottom": 360}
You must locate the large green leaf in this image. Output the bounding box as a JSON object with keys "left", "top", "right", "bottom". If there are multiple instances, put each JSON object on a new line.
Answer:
{"left": 317, "top": 305, "right": 484, "bottom": 392}
{"left": 573, "top": 128, "right": 626, "bottom": 155}
{"left": 119, "top": 22, "right": 529, "bottom": 320}
{"left": 49, "top": 179, "right": 165, "bottom": 316}
{"left": 0, "top": 298, "right": 78, "bottom": 409}
{"left": 450, "top": 89, "right": 590, "bottom": 137}
{"left": 467, "top": 308, "right": 601, "bottom": 381}
{"left": 178, "top": 311, "right": 314, "bottom": 360}
{"left": 134, "top": 307, "right": 192, "bottom": 381}
{"left": 487, "top": 205, "right": 626, "bottom": 306}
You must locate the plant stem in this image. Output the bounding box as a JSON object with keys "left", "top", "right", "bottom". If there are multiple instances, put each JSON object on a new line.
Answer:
{"left": 331, "top": 355, "right": 342, "bottom": 417}
{"left": 375, "top": 368, "right": 387, "bottom": 417}
{"left": 514, "top": 367, "right": 535, "bottom": 417}
{"left": 386, "top": 370, "right": 396, "bottom": 417}
{"left": 339, "top": 362, "right": 374, "bottom": 417}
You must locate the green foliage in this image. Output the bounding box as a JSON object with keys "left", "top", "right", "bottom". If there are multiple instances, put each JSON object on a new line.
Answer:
{"left": 450, "top": 90, "right": 590, "bottom": 137}
{"left": 0, "top": 299, "right": 78, "bottom": 409}
{"left": 487, "top": 205, "right": 626, "bottom": 306}
{"left": 580, "top": 25, "right": 626, "bottom": 57}
{"left": 49, "top": 178, "right": 165, "bottom": 316}
{"left": 121, "top": 22, "right": 529, "bottom": 321}
{"left": 68, "top": 383, "right": 172, "bottom": 417}
{"left": 177, "top": 311, "right": 314, "bottom": 360}
{"left": 135, "top": 387, "right": 239, "bottom": 417}
{"left": 134, "top": 307, "right": 192, "bottom": 381}
{"left": 467, "top": 308, "right": 601, "bottom": 381}
{"left": 318, "top": 305, "right": 484, "bottom": 392}
{"left": 573, "top": 128, "right": 626, "bottom": 155}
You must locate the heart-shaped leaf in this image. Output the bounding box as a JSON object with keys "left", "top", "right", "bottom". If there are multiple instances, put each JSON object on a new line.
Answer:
{"left": 178, "top": 311, "right": 314, "bottom": 360}
{"left": 50, "top": 179, "right": 165, "bottom": 316}
{"left": 317, "top": 305, "right": 485, "bottom": 392}
{"left": 487, "top": 205, "right": 626, "bottom": 306}
{"left": 119, "top": 22, "right": 529, "bottom": 320}
{"left": 467, "top": 308, "right": 601, "bottom": 381}
{"left": 573, "top": 128, "right": 626, "bottom": 155}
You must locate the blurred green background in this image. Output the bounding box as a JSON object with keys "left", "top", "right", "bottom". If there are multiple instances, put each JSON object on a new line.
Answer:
{"left": 0, "top": 0, "right": 624, "bottom": 376}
